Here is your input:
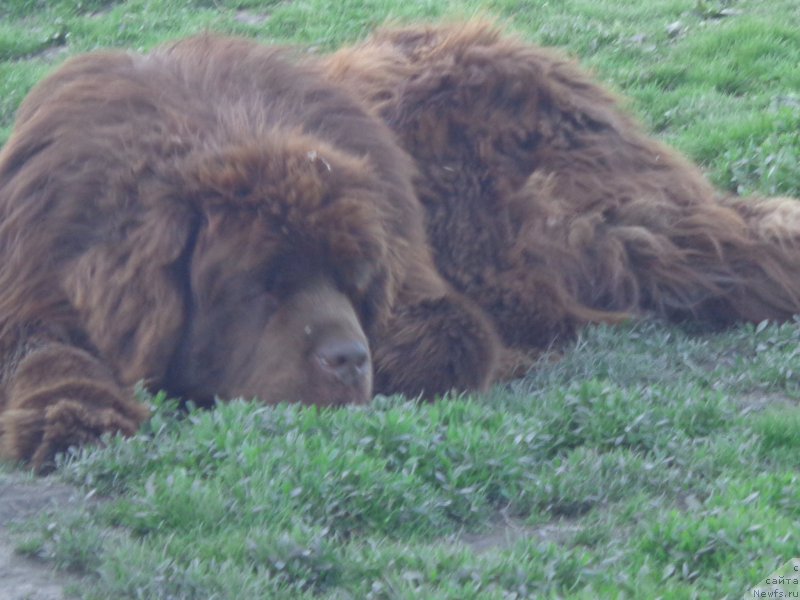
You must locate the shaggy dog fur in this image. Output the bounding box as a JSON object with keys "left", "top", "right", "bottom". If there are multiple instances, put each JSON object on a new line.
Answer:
{"left": 0, "top": 34, "right": 498, "bottom": 471}
{"left": 1, "top": 21, "right": 799, "bottom": 470}
{"left": 325, "top": 21, "right": 800, "bottom": 368}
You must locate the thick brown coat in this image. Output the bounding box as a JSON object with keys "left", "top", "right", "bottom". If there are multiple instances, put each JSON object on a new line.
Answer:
{"left": 325, "top": 21, "right": 800, "bottom": 365}
{"left": 2, "top": 22, "right": 800, "bottom": 470}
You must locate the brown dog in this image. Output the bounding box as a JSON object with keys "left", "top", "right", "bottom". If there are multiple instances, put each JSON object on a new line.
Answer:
{"left": 1, "top": 22, "right": 799, "bottom": 471}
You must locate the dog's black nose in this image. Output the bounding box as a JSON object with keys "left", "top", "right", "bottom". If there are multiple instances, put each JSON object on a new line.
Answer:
{"left": 314, "top": 339, "right": 371, "bottom": 388}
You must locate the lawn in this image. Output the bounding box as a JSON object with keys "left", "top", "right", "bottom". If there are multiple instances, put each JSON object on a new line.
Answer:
{"left": 1, "top": 0, "right": 799, "bottom": 598}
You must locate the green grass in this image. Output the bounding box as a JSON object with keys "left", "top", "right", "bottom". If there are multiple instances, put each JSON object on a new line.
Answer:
{"left": 2, "top": 0, "right": 800, "bottom": 598}
{"left": 10, "top": 322, "right": 800, "bottom": 598}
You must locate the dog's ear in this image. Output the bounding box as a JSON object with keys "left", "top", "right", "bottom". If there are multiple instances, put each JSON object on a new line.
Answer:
{"left": 62, "top": 205, "right": 197, "bottom": 386}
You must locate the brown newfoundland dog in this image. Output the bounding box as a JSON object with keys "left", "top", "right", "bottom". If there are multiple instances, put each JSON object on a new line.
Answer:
{"left": 1, "top": 22, "right": 799, "bottom": 470}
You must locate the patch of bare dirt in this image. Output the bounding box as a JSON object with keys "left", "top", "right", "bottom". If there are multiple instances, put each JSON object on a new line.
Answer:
{"left": 456, "top": 511, "right": 581, "bottom": 554}
{"left": 234, "top": 10, "right": 271, "bottom": 25}
{"left": 737, "top": 392, "right": 797, "bottom": 414}
{"left": 0, "top": 472, "right": 89, "bottom": 600}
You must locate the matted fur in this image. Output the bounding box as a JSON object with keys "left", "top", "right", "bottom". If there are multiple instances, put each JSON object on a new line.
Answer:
{"left": 0, "top": 34, "right": 499, "bottom": 471}
{"left": 325, "top": 21, "right": 800, "bottom": 365}
{"left": 2, "top": 21, "right": 800, "bottom": 471}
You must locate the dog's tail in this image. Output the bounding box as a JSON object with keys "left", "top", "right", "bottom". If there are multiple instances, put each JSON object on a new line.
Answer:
{"left": 570, "top": 190, "right": 800, "bottom": 325}
{"left": 711, "top": 195, "right": 800, "bottom": 322}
